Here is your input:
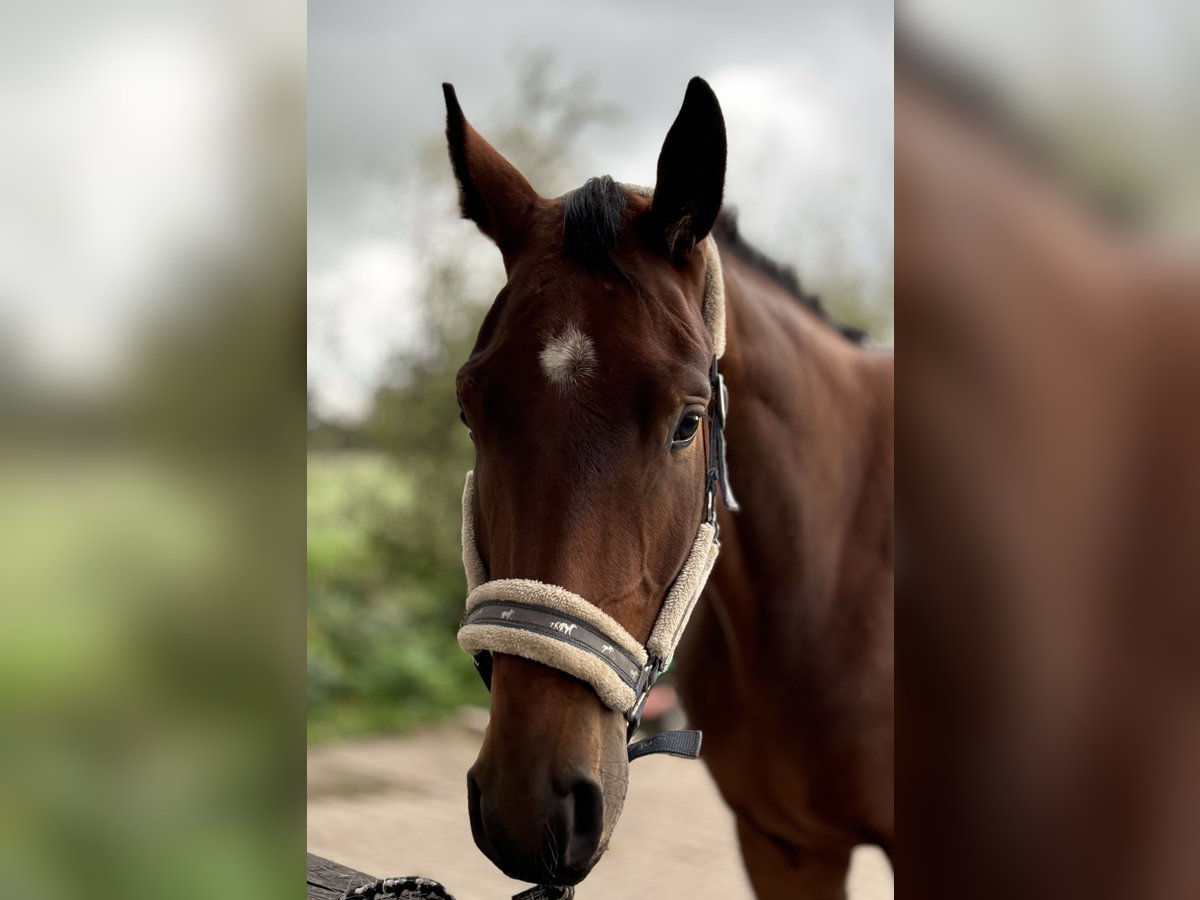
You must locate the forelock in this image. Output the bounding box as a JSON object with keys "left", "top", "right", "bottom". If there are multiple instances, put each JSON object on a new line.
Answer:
{"left": 562, "top": 176, "right": 628, "bottom": 267}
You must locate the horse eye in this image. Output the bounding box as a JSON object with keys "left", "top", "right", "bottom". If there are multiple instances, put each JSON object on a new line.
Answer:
{"left": 458, "top": 408, "right": 468, "bottom": 427}
{"left": 671, "top": 411, "right": 702, "bottom": 448}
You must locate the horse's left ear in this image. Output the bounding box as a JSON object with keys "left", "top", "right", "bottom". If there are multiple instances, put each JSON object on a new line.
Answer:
{"left": 443, "top": 83, "right": 539, "bottom": 269}
{"left": 650, "top": 77, "right": 727, "bottom": 258}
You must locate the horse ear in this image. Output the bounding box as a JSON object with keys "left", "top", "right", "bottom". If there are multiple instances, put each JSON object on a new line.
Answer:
{"left": 650, "top": 77, "right": 727, "bottom": 258}
{"left": 443, "top": 83, "right": 539, "bottom": 267}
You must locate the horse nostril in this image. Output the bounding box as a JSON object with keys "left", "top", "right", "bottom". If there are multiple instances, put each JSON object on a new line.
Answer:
{"left": 562, "top": 775, "right": 604, "bottom": 870}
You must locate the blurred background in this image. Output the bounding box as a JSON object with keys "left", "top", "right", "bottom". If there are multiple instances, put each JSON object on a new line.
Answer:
{"left": 897, "top": 1, "right": 1199, "bottom": 897}
{"left": 305, "top": 2, "right": 893, "bottom": 895}
{"left": 901, "top": 0, "right": 1199, "bottom": 236}
{"left": 2, "top": 0, "right": 1192, "bottom": 895}
{"left": 1, "top": 1, "right": 304, "bottom": 899}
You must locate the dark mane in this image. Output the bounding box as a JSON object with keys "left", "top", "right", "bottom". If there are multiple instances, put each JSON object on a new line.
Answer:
{"left": 712, "top": 212, "right": 868, "bottom": 344}
{"left": 563, "top": 178, "right": 868, "bottom": 343}
{"left": 562, "top": 175, "right": 628, "bottom": 267}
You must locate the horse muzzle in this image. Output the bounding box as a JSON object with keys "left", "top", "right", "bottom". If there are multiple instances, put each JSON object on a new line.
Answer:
{"left": 467, "top": 758, "right": 607, "bottom": 886}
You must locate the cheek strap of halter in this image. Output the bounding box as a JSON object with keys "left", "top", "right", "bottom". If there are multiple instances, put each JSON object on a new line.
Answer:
{"left": 456, "top": 355, "right": 737, "bottom": 763}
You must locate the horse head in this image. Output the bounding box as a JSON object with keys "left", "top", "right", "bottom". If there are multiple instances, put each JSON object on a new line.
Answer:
{"left": 445, "top": 77, "right": 727, "bottom": 885}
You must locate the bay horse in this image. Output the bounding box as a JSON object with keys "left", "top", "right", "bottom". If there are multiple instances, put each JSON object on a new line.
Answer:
{"left": 898, "top": 47, "right": 1200, "bottom": 899}
{"left": 445, "top": 77, "right": 894, "bottom": 896}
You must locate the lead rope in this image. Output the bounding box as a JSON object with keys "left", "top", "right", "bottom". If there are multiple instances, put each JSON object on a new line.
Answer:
{"left": 339, "top": 877, "right": 574, "bottom": 900}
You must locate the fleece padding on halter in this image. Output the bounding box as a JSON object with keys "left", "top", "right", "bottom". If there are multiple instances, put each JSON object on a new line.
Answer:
{"left": 701, "top": 236, "right": 727, "bottom": 359}
{"left": 458, "top": 584, "right": 649, "bottom": 716}
{"left": 460, "top": 470, "right": 487, "bottom": 593}
{"left": 646, "top": 522, "right": 719, "bottom": 661}
{"left": 456, "top": 472, "right": 719, "bottom": 719}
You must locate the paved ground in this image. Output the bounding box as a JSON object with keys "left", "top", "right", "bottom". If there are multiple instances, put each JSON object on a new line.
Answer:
{"left": 308, "top": 712, "right": 893, "bottom": 900}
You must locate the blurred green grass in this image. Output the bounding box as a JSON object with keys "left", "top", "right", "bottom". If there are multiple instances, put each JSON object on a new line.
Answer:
{"left": 0, "top": 449, "right": 299, "bottom": 900}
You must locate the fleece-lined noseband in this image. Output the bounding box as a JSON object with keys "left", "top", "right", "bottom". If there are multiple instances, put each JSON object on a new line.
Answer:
{"left": 457, "top": 232, "right": 738, "bottom": 763}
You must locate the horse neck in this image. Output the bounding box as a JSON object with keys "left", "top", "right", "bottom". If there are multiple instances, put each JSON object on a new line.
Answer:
{"left": 712, "top": 248, "right": 893, "bottom": 650}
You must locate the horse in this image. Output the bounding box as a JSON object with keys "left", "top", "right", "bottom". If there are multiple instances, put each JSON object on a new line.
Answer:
{"left": 444, "top": 77, "right": 894, "bottom": 897}
{"left": 898, "top": 46, "right": 1200, "bottom": 899}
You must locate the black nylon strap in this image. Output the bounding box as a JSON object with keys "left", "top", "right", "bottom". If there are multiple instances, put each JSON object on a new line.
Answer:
{"left": 707, "top": 356, "right": 739, "bottom": 522}
{"left": 627, "top": 729, "right": 703, "bottom": 762}
{"left": 472, "top": 647, "right": 493, "bottom": 689}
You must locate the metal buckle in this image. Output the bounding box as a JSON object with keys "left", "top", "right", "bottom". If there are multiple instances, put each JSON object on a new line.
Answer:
{"left": 626, "top": 656, "right": 666, "bottom": 738}
{"left": 706, "top": 357, "right": 738, "bottom": 520}
{"left": 704, "top": 470, "right": 718, "bottom": 525}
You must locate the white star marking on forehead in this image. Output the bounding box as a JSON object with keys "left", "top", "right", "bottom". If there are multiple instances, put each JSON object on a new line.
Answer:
{"left": 539, "top": 323, "right": 596, "bottom": 389}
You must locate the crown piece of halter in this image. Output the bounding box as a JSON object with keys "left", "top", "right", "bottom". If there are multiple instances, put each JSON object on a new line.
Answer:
{"left": 456, "top": 195, "right": 736, "bottom": 762}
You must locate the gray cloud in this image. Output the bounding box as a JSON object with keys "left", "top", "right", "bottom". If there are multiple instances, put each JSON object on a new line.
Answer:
{"left": 308, "top": 0, "right": 893, "bottom": 418}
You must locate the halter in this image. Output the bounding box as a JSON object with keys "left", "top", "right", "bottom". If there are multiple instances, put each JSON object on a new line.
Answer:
{"left": 456, "top": 233, "right": 738, "bottom": 762}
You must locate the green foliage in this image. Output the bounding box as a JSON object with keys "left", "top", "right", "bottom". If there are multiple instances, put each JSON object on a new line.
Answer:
{"left": 306, "top": 452, "right": 484, "bottom": 741}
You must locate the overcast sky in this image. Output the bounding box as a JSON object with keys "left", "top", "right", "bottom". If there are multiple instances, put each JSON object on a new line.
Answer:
{"left": 307, "top": 0, "right": 894, "bottom": 421}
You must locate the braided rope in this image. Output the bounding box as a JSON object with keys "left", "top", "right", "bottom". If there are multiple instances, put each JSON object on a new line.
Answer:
{"left": 340, "top": 876, "right": 457, "bottom": 900}
{"left": 339, "top": 876, "right": 575, "bottom": 900}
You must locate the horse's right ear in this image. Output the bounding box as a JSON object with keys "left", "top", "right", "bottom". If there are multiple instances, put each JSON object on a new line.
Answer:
{"left": 650, "top": 77, "right": 726, "bottom": 259}
{"left": 443, "top": 83, "right": 539, "bottom": 269}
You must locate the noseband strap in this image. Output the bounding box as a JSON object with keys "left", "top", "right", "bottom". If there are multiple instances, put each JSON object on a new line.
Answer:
{"left": 457, "top": 478, "right": 718, "bottom": 737}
